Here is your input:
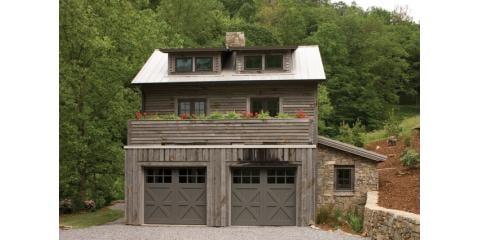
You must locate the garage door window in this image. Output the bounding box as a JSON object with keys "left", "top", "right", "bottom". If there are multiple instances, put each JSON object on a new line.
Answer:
{"left": 232, "top": 169, "right": 260, "bottom": 184}
{"left": 146, "top": 168, "right": 172, "bottom": 183}
{"left": 267, "top": 168, "right": 295, "bottom": 184}
{"left": 179, "top": 168, "right": 205, "bottom": 183}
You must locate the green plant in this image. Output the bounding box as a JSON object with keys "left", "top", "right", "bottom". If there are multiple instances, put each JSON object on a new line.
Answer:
{"left": 346, "top": 211, "right": 363, "bottom": 233}
{"left": 159, "top": 114, "right": 181, "bottom": 120}
{"left": 194, "top": 114, "right": 207, "bottom": 120}
{"left": 403, "top": 134, "right": 412, "bottom": 147}
{"left": 257, "top": 110, "right": 271, "bottom": 120}
{"left": 336, "top": 120, "right": 365, "bottom": 147}
{"left": 316, "top": 206, "right": 333, "bottom": 224}
{"left": 400, "top": 148, "right": 420, "bottom": 168}
{"left": 275, "top": 112, "right": 293, "bottom": 119}
{"left": 224, "top": 111, "right": 241, "bottom": 120}
{"left": 207, "top": 112, "right": 224, "bottom": 120}
{"left": 384, "top": 109, "right": 402, "bottom": 137}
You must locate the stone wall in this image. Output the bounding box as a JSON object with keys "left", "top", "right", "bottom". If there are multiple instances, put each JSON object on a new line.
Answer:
{"left": 363, "top": 191, "right": 420, "bottom": 240}
{"left": 316, "top": 145, "right": 379, "bottom": 211}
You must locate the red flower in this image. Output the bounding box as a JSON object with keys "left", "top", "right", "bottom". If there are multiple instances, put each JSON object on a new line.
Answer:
{"left": 295, "top": 109, "right": 306, "bottom": 118}
{"left": 179, "top": 113, "right": 189, "bottom": 120}
{"left": 135, "top": 112, "right": 142, "bottom": 120}
{"left": 143, "top": 112, "right": 148, "bottom": 116}
{"left": 242, "top": 111, "right": 254, "bottom": 119}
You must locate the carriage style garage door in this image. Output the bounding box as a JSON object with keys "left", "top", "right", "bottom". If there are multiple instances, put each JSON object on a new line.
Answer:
{"left": 144, "top": 168, "right": 206, "bottom": 224}
{"left": 231, "top": 168, "right": 296, "bottom": 226}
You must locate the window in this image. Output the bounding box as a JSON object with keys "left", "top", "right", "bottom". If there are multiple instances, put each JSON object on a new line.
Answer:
{"left": 334, "top": 166, "right": 354, "bottom": 191}
{"left": 232, "top": 169, "right": 260, "bottom": 184}
{"left": 265, "top": 55, "right": 283, "bottom": 69}
{"left": 250, "top": 97, "right": 279, "bottom": 117}
{"left": 178, "top": 99, "right": 206, "bottom": 116}
{"left": 175, "top": 57, "right": 193, "bottom": 72}
{"left": 267, "top": 168, "right": 295, "bottom": 184}
{"left": 195, "top": 57, "right": 213, "bottom": 71}
{"left": 146, "top": 168, "right": 172, "bottom": 183}
{"left": 244, "top": 56, "right": 262, "bottom": 70}
{"left": 179, "top": 168, "right": 205, "bottom": 183}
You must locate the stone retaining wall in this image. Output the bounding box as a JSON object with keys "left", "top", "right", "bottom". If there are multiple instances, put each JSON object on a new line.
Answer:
{"left": 363, "top": 191, "right": 420, "bottom": 240}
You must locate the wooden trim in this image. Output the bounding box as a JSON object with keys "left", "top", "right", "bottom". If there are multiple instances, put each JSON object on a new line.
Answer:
{"left": 125, "top": 145, "right": 317, "bottom": 149}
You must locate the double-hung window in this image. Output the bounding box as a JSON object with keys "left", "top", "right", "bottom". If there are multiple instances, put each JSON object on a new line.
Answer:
{"left": 250, "top": 97, "right": 279, "bottom": 117}
{"left": 178, "top": 99, "right": 206, "bottom": 116}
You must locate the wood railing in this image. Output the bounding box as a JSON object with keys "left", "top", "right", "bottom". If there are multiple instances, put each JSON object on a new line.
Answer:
{"left": 127, "top": 119, "right": 314, "bottom": 145}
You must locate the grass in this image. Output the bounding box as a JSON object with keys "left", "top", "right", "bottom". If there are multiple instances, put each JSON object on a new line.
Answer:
{"left": 60, "top": 207, "right": 123, "bottom": 229}
{"left": 365, "top": 105, "right": 420, "bottom": 144}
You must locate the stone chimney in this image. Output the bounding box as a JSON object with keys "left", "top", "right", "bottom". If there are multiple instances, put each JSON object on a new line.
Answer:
{"left": 225, "top": 32, "right": 245, "bottom": 48}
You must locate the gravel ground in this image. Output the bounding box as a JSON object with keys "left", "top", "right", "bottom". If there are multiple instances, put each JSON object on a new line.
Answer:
{"left": 60, "top": 224, "right": 368, "bottom": 240}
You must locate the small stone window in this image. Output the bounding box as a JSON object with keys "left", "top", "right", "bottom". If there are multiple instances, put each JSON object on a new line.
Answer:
{"left": 267, "top": 168, "right": 295, "bottom": 184}
{"left": 179, "top": 168, "right": 205, "bottom": 183}
{"left": 146, "top": 168, "right": 172, "bottom": 183}
{"left": 334, "top": 166, "right": 354, "bottom": 191}
{"left": 232, "top": 169, "right": 260, "bottom": 184}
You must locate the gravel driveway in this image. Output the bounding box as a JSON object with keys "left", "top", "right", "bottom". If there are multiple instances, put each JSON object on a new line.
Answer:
{"left": 60, "top": 224, "right": 368, "bottom": 240}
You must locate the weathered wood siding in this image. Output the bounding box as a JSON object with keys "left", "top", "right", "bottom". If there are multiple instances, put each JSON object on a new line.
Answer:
{"left": 128, "top": 119, "right": 314, "bottom": 145}
{"left": 141, "top": 81, "right": 317, "bottom": 117}
{"left": 124, "top": 146, "right": 316, "bottom": 226}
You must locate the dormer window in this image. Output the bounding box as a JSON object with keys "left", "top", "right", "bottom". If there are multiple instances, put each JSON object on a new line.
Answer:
{"left": 195, "top": 57, "right": 213, "bottom": 71}
{"left": 243, "top": 54, "right": 284, "bottom": 71}
{"left": 244, "top": 56, "right": 262, "bottom": 70}
{"left": 175, "top": 57, "right": 193, "bottom": 72}
{"left": 265, "top": 54, "right": 283, "bottom": 70}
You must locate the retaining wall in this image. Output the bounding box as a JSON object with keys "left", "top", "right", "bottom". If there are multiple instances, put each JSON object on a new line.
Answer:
{"left": 363, "top": 191, "right": 420, "bottom": 240}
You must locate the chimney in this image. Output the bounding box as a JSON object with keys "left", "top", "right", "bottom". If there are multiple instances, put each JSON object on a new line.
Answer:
{"left": 225, "top": 32, "right": 245, "bottom": 48}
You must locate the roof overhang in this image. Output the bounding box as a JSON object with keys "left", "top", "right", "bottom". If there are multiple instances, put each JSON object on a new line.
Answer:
{"left": 317, "top": 136, "right": 387, "bottom": 162}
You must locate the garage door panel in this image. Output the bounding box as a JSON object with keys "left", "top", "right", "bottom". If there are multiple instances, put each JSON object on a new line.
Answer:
{"left": 231, "top": 168, "right": 296, "bottom": 226}
{"left": 144, "top": 168, "right": 206, "bottom": 225}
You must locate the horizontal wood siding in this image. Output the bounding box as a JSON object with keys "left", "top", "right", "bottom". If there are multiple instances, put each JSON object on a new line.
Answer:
{"left": 128, "top": 119, "right": 314, "bottom": 145}
{"left": 142, "top": 82, "right": 316, "bottom": 117}
{"left": 125, "top": 147, "right": 315, "bottom": 226}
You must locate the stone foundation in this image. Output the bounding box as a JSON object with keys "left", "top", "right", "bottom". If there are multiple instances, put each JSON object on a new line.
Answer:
{"left": 363, "top": 191, "right": 420, "bottom": 240}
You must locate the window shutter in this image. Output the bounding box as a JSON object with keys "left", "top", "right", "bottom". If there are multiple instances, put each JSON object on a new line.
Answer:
{"left": 213, "top": 55, "right": 221, "bottom": 72}
{"left": 236, "top": 54, "right": 244, "bottom": 72}
{"left": 169, "top": 55, "right": 175, "bottom": 73}
{"left": 283, "top": 53, "right": 291, "bottom": 71}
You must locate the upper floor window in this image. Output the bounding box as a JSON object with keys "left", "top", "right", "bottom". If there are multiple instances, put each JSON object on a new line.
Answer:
{"left": 250, "top": 97, "right": 279, "bottom": 117}
{"left": 195, "top": 57, "right": 213, "bottom": 71}
{"left": 265, "top": 54, "right": 283, "bottom": 69}
{"left": 244, "top": 55, "right": 262, "bottom": 70}
{"left": 175, "top": 57, "right": 193, "bottom": 72}
{"left": 334, "top": 165, "right": 354, "bottom": 191}
{"left": 178, "top": 98, "right": 206, "bottom": 116}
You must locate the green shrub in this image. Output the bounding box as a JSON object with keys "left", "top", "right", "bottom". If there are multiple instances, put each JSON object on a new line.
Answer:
{"left": 207, "top": 112, "right": 224, "bottom": 120}
{"left": 257, "top": 110, "right": 271, "bottom": 120}
{"left": 316, "top": 206, "right": 333, "bottom": 224}
{"left": 336, "top": 120, "right": 365, "bottom": 147}
{"left": 224, "top": 111, "right": 241, "bottom": 120}
{"left": 384, "top": 109, "right": 402, "bottom": 137}
{"left": 346, "top": 211, "right": 363, "bottom": 233}
{"left": 400, "top": 148, "right": 420, "bottom": 168}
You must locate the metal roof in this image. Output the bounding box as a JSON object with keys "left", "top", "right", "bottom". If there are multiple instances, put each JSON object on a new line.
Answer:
{"left": 159, "top": 47, "right": 228, "bottom": 53}
{"left": 317, "top": 136, "right": 387, "bottom": 162}
{"left": 131, "top": 45, "right": 326, "bottom": 84}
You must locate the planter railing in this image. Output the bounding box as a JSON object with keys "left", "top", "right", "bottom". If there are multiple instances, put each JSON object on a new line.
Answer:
{"left": 127, "top": 118, "right": 314, "bottom": 145}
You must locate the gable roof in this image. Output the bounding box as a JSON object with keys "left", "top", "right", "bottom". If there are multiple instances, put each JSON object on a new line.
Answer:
{"left": 131, "top": 45, "right": 326, "bottom": 84}
{"left": 317, "top": 136, "right": 387, "bottom": 162}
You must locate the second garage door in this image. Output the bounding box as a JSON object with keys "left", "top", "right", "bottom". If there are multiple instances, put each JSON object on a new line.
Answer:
{"left": 144, "top": 168, "right": 206, "bottom": 224}
{"left": 231, "top": 168, "right": 296, "bottom": 226}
